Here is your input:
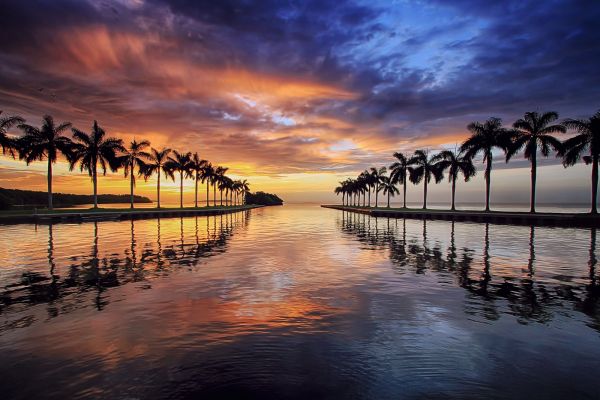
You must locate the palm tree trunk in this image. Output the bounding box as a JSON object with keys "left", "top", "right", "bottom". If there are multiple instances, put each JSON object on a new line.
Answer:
{"left": 157, "top": 171, "right": 161, "bottom": 208}
{"left": 592, "top": 155, "right": 598, "bottom": 214}
{"left": 213, "top": 183, "right": 217, "bottom": 207}
{"left": 375, "top": 184, "right": 379, "bottom": 208}
{"left": 220, "top": 189, "right": 223, "bottom": 206}
{"left": 47, "top": 157, "right": 53, "bottom": 210}
{"left": 206, "top": 181, "right": 209, "bottom": 207}
{"left": 368, "top": 189, "right": 371, "bottom": 207}
{"left": 403, "top": 179, "right": 407, "bottom": 208}
{"left": 530, "top": 152, "right": 536, "bottom": 213}
{"left": 194, "top": 173, "right": 198, "bottom": 208}
{"left": 179, "top": 170, "right": 183, "bottom": 208}
{"left": 423, "top": 178, "right": 428, "bottom": 209}
{"left": 130, "top": 163, "right": 134, "bottom": 209}
{"left": 485, "top": 155, "right": 492, "bottom": 212}
{"left": 92, "top": 164, "right": 98, "bottom": 209}
{"left": 387, "top": 191, "right": 390, "bottom": 208}
{"left": 451, "top": 175, "right": 456, "bottom": 211}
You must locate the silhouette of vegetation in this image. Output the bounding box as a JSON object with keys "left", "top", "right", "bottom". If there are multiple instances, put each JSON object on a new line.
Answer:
{"left": 507, "top": 111, "right": 565, "bottom": 213}
{"left": 334, "top": 110, "right": 600, "bottom": 214}
{"left": 17, "top": 115, "right": 73, "bottom": 210}
{"left": 118, "top": 140, "right": 151, "bottom": 209}
{"left": 164, "top": 150, "right": 192, "bottom": 208}
{"left": 70, "top": 121, "right": 124, "bottom": 208}
{"left": 245, "top": 191, "right": 283, "bottom": 205}
{"left": 141, "top": 147, "right": 171, "bottom": 208}
{"left": 561, "top": 110, "right": 600, "bottom": 214}
{"left": 0, "top": 111, "right": 24, "bottom": 158}
{"left": 0, "top": 187, "right": 151, "bottom": 209}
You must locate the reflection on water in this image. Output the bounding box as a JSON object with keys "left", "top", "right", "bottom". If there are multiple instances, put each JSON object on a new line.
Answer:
{"left": 0, "top": 205, "right": 599, "bottom": 399}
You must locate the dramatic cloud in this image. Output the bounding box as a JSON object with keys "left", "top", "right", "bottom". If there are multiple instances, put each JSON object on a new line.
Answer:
{"left": 1, "top": 0, "right": 599, "bottom": 202}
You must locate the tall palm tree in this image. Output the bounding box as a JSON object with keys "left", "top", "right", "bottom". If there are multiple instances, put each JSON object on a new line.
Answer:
{"left": 561, "top": 110, "right": 600, "bottom": 214}
{"left": 389, "top": 152, "right": 410, "bottom": 208}
{"left": 0, "top": 111, "right": 24, "bottom": 157}
{"left": 370, "top": 167, "right": 387, "bottom": 208}
{"left": 201, "top": 162, "right": 214, "bottom": 207}
{"left": 507, "top": 111, "right": 565, "bottom": 213}
{"left": 118, "top": 139, "right": 150, "bottom": 209}
{"left": 70, "top": 121, "right": 124, "bottom": 208}
{"left": 219, "top": 176, "right": 233, "bottom": 206}
{"left": 18, "top": 115, "right": 72, "bottom": 210}
{"left": 232, "top": 180, "right": 242, "bottom": 205}
{"left": 433, "top": 148, "right": 476, "bottom": 211}
{"left": 190, "top": 153, "right": 207, "bottom": 208}
{"left": 164, "top": 150, "right": 192, "bottom": 209}
{"left": 141, "top": 147, "right": 171, "bottom": 208}
{"left": 378, "top": 176, "right": 400, "bottom": 208}
{"left": 214, "top": 166, "right": 229, "bottom": 206}
{"left": 408, "top": 149, "right": 444, "bottom": 209}
{"left": 460, "top": 117, "right": 512, "bottom": 211}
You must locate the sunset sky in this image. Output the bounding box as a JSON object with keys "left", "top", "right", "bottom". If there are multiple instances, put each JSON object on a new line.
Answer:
{"left": 1, "top": 0, "right": 599, "bottom": 205}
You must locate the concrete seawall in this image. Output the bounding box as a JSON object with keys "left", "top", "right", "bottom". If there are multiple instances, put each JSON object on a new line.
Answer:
{"left": 321, "top": 205, "right": 600, "bottom": 228}
{"left": 0, "top": 205, "right": 264, "bottom": 225}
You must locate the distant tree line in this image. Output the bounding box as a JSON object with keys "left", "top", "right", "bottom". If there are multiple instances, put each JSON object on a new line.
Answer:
{"left": 335, "top": 110, "right": 600, "bottom": 213}
{"left": 0, "top": 113, "right": 259, "bottom": 210}
{"left": 245, "top": 191, "right": 284, "bottom": 206}
{"left": 0, "top": 187, "right": 151, "bottom": 210}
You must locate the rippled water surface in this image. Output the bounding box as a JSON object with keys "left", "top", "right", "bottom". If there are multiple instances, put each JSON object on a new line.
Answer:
{"left": 1, "top": 205, "right": 599, "bottom": 399}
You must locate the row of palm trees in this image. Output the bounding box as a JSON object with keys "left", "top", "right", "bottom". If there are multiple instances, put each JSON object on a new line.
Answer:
{"left": 335, "top": 110, "right": 600, "bottom": 213}
{"left": 0, "top": 113, "right": 250, "bottom": 210}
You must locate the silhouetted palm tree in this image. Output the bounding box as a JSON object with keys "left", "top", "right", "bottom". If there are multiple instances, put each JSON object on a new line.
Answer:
{"left": 190, "top": 153, "right": 207, "bottom": 208}
{"left": 215, "top": 166, "right": 229, "bottom": 206}
{"left": 118, "top": 140, "right": 150, "bottom": 209}
{"left": 389, "top": 152, "right": 410, "bottom": 208}
{"left": 201, "top": 162, "right": 214, "bottom": 207}
{"left": 561, "top": 110, "right": 600, "bottom": 214}
{"left": 232, "top": 180, "right": 242, "bottom": 205}
{"left": 141, "top": 147, "right": 171, "bottom": 208}
{"left": 433, "top": 148, "right": 476, "bottom": 210}
{"left": 408, "top": 149, "right": 444, "bottom": 209}
{"left": 370, "top": 167, "right": 387, "bottom": 207}
{"left": 165, "top": 150, "right": 192, "bottom": 208}
{"left": 460, "top": 117, "right": 512, "bottom": 211}
{"left": 18, "top": 115, "right": 72, "bottom": 210}
{"left": 70, "top": 121, "right": 124, "bottom": 208}
{"left": 378, "top": 176, "right": 400, "bottom": 207}
{"left": 507, "top": 111, "right": 565, "bottom": 213}
{"left": 240, "top": 179, "right": 250, "bottom": 205}
{"left": 219, "top": 175, "right": 233, "bottom": 206}
{"left": 0, "top": 111, "right": 24, "bottom": 157}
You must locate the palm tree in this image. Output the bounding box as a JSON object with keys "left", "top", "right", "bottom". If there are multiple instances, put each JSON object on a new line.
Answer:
{"left": 142, "top": 147, "right": 171, "bottom": 208}
{"left": 408, "top": 149, "right": 444, "bottom": 209}
{"left": 433, "top": 148, "right": 476, "bottom": 211}
{"left": 18, "top": 115, "right": 72, "bottom": 210}
{"left": 389, "top": 152, "right": 410, "bottom": 208}
{"left": 232, "top": 180, "right": 242, "bottom": 205}
{"left": 164, "top": 150, "right": 192, "bottom": 208}
{"left": 370, "top": 167, "right": 387, "bottom": 208}
{"left": 190, "top": 153, "right": 207, "bottom": 208}
{"left": 460, "top": 117, "right": 512, "bottom": 211}
{"left": 214, "top": 166, "right": 229, "bottom": 206}
{"left": 201, "top": 162, "right": 214, "bottom": 207}
{"left": 219, "top": 175, "right": 233, "bottom": 206}
{"left": 561, "top": 110, "right": 600, "bottom": 214}
{"left": 70, "top": 121, "right": 124, "bottom": 208}
{"left": 378, "top": 176, "right": 400, "bottom": 207}
{"left": 118, "top": 139, "right": 150, "bottom": 209}
{"left": 240, "top": 179, "right": 250, "bottom": 205}
{"left": 507, "top": 111, "right": 565, "bottom": 213}
{"left": 0, "top": 111, "right": 24, "bottom": 157}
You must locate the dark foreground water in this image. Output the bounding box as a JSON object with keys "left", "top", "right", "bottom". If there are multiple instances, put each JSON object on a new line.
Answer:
{"left": 0, "top": 205, "right": 599, "bottom": 399}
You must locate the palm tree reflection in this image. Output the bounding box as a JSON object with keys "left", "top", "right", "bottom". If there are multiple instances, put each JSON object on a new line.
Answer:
{"left": 339, "top": 215, "right": 600, "bottom": 331}
{"left": 0, "top": 213, "right": 248, "bottom": 332}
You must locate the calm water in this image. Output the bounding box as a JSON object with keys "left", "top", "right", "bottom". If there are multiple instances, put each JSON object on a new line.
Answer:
{"left": 0, "top": 205, "right": 599, "bottom": 399}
